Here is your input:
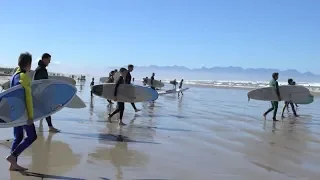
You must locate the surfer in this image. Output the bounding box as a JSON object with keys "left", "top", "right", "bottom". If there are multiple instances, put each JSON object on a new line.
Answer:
{"left": 143, "top": 77, "right": 148, "bottom": 86}
{"left": 34, "top": 53, "right": 60, "bottom": 132}
{"left": 178, "top": 79, "right": 184, "bottom": 97}
{"left": 281, "top": 79, "right": 298, "bottom": 118}
{"left": 263, "top": 72, "right": 281, "bottom": 121}
{"left": 90, "top": 78, "right": 94, "bottom": 97}
{"left": 172, "top": 79, "right": 177, "bottom": 89}
{"left": 150, "top": 73, "right": 155, "bottom": 90}
{"left": 108, "top": 68, "right": 127, "bottom": 126}
{"left": 126, "top": 64, "right": 141, "bottom": 112}
{"left": 106, "top": 71, "right": 115, "bottom": 104}
{"left": 6, "top": 52, "right": 37, "bottom": 171}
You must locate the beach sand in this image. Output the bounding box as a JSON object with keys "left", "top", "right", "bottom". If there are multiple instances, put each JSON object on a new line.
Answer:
{"left": 0, "top": 79, "right": 320, "bottom": 179}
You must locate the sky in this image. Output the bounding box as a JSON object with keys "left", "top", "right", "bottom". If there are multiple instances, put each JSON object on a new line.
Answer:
{"left": 0, "top": 0, "right": 319, "bottom": 75}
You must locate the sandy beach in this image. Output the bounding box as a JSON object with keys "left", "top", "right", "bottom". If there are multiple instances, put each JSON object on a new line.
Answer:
{"left": 0, "top": 79, "right": 320, "bottom": 180}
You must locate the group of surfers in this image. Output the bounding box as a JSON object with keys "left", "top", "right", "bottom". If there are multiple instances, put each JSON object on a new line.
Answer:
{"left": 263, "top": 72, "right": 300, "bottom": 121}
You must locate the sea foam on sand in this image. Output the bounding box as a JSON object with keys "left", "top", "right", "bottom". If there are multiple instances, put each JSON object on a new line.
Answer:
{"left": 0, "top": 82, "right": 319, "bottom": 179}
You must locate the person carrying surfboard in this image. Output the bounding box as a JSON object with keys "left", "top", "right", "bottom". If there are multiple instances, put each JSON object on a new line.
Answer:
{"left": 126, "top": 64, "right": 141, "bottom": 112}
{"left": 33, "top": 53, "right": 60, "bottom": 132}
{"left": 90, "top": 78, "right": 95, "bottom": 96}
{"left": 6, "top": 52, "right": 37, "bottom": 171}
{"left": 105, "top": 70, "right": 115, "bottom": 104}
{"left": 108, "top": 68, "right": 127, "bottom": 126}
{"left": 281, "top": 79, "right": 298, "bottom": 118}
{"left": 263, "top": 72, "right": 281, "bottom": 121}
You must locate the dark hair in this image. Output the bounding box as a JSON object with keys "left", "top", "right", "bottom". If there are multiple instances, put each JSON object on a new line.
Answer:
{"left": 42, "top": 53, "right": 51, "bottom": 60}
{"left": 18, "top": 52, "right": 32, "bottom": 68}
{"left": 128, "top": 64, "right": 134, "bottom": 68}
{"left": 272, "top": 72, "right": 279, "bottom": 79}
{"left": 288, "top": 78, "right": 293, "bottom": 83}
{"left": 119, "top": 68, "right": 127, "bottom": 72}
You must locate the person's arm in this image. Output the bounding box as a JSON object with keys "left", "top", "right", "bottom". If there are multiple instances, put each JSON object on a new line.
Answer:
{"left": 20, "top": 73, "right": 34, "bottom": 120}
{"left": 114, "top": 77, "right": 122, "bottom": 96}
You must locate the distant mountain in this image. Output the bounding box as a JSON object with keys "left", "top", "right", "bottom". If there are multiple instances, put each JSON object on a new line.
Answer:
{"left": 107, "top": 65, "right": 320, "bottom": 82}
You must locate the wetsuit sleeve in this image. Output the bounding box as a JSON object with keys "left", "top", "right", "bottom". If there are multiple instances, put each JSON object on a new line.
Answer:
{"left": 114, "top": 77, "right": 122, "bottom": 96}
{"left": 34, "top": 68, "right": 48, "bottom": 80}
{"left": 275, "top": 81, "right": 280, "bottom": 97}
{"left": 20, "top": 73, "right": 34, "bottom": 120}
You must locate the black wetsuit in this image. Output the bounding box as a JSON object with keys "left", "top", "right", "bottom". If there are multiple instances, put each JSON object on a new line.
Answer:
{"left": 33, "top": 60, "right": 54, "bottom": 127}
{"left": 150, "top": 76, "right": 155, "bottom": 90}
{"left": 90, "top": 81, "right": 94, "bottom": 96}
{"left": 125, "top": 72, "right": 138, "bottom": 110}
{"left": 109, "top": 76, "right": 125, "bottom": 119}
{"left": 106, "top": 75, "right": 114, "bottom": 103}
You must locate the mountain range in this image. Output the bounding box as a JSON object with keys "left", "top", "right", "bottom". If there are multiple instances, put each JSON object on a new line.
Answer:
{"left": 107, "top": 65, "right": 319, "bottom": 82}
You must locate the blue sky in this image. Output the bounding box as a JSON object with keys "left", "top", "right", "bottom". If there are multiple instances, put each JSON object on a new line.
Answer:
{"left": 0, "top": 0, "right": 319, "bottom": 74}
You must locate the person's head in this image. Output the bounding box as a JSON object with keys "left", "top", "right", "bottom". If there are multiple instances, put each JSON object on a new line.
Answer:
{"left": 152, "top": 72, "right": 155, "bottom": 76}
{"left": 288, "top": 78, "right": 293, "bottom": 84}
{"left": 92, "top": 77, "right": 94, "bottom": 81}
{"left": 119, "top": 68, "right": 127, "bottom": 77}
{"left": 114, "top": 69, "right": 118, "bottom": 72}
{"left": 18, "top": 52, "right": 32, "bottom": 72}
{"left": 41, "top": 53, "right": 51, "bottom": 66}
{"left": 128, "top": 64, "right": 134, "bottom": 72}
{"left": 272, "top": 72, "right": 279, "bottom": 80}
{"left": 110, "top": 70, "right": 115, "bottom": 75}
{"left": 181, "top": 79, "right": 184, "bottom": 82}
{"left": 293, "top": 81, "right": 296, "bottom": 85}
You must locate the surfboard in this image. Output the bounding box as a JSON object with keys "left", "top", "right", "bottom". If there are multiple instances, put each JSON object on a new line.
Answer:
{"left": 0, "top": 79, "right": 76, "bottom": 128}
{"left": 65, "top": 94, "right": 86, "bottom": 108}
{"left": 113, "top": 72, "right": 120, "bottom": 82}
{"left": 169, "top": 80, "right": 178, "bottom": 85}
{"left": 100, "top": 77, "right": 108, "bottom": 83}
{"left": 91, "top": 83, "right": 158, "bottom": 103}
{"left": 247, "top": 85, "right": 311, "bottom": 103}
{"left": 295, "top": 94, "right": 314, "bottom": 104}
{"left": 142, "top": 78, "right": 164, "bottom": 88}
{"left": 158, "top": 87, "right": 189, "bottom": 95}
{"left": 1, "top": 70, "right": 76, "bottom": 90}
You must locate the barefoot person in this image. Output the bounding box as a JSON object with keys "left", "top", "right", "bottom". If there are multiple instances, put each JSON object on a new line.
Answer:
{"left": 263, "top": 72, "right": 281, "bottom": 121}
{"left": 90, "top": 77, "right": 94, "bottom": 97}
{"left": 126, "top": 64, "right": 140, "bottom": 112}
{"left": 281, "top": 79, "right": 298, "bottom": 118}
{"left": 33, "top": 53, "right": 60, "bottom": 132}
{"left": 150, "top": 73, "right": 155, "bottom": 90}
{"left": 108, "top": 68, "right": 127, "bottom": 125}
{"left": 6, "top": 52, "right": 37, "bottom": 171}
{"left": 178, "top": 79, "right": 184, "bottom": 97}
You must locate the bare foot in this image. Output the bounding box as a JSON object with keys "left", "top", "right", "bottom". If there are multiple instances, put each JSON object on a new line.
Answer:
{"left": 294, "top": 114, "right": 299, "bottom": 117}
{"left": 118, "top": 121, "right": 126, "bottom": 126}
{"left": 134, "top": 109, "right": 141, "bottom": 113}
{"left": 49, "top": 127, "right": 60, "bottom": 133}
{"left": 6, "top": 155, "right": 27, "bottom": 171}
{"left": 263, "top": 113, "right": 267, "bottom": 120}
{"left": 273, "top": 119, "right": 279, "bottom": 122}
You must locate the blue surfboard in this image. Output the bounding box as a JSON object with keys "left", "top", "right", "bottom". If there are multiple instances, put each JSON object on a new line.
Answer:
{"left": 0, "top": 79, "right": 76, "bottom": 128}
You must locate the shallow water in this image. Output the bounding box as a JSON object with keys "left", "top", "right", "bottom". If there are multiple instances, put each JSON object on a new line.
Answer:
{"left": 0, "top": 80, "right": 319, "bottom": 180}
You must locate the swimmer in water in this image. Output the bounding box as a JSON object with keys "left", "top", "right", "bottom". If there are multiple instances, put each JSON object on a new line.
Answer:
{"left": 108, "top": 68, "right": 127, "bottom": 126}
{"left": 281, "top": 79, "right": 298, "bottom": 118}
{"left": 263, "top": 72, "right": 281, "bottom": 121}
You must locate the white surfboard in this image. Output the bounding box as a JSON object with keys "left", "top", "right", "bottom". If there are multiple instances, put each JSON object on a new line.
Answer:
{"left": 247, "top": 85, "right": 311, "bottom": 103}
{"left": 1, "top": 70, "right": 76, "bottom": 90}
{"left": 142, "top": 78, "right": 164, "bottom": 88}
{"left": 0, "top": 79, "right": 76, "bottom": 128}
{"left": 1, "top": 71, "right": 85, "bottom": 109}
{"left": 158, "top": 87, "right": 189, "bottom": 95}
{"left": 92, "top": 83, "right": 158, "bottom": 103}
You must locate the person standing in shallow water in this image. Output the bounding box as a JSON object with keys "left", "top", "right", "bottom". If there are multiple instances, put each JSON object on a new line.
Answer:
{"left": 263, "top": 72, "right": 281, "bottom": 121}
{"left": 108, "top": 68, "right": 127, "bottom": 126}
{"left": 178, "top": 79, "right": 184, "bottom": 97}
{"left": 281, "top": 79, "right": 299, "bottom": 118}
{"left": 6, "top": 52, "right": 37, "bottom": 171}
{"left": 150, "top": 73, "right": 155, "bottom": 90}
{"left": 33, "top": 53, "right": 60, "bottom": 132}
{"left": 90, "top": 78, "right": 94, "bottom": 97}
{"left": 126, "top": 64, "right": 141, "bottom": 112}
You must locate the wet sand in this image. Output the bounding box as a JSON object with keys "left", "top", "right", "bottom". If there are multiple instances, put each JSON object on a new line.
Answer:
{"left": 0, "top": 80, "right": 320, "bottom": 179}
